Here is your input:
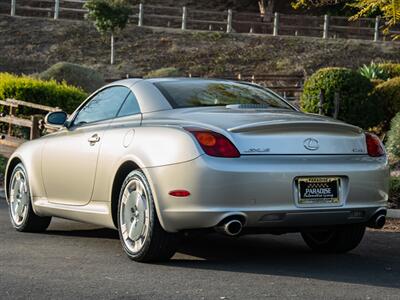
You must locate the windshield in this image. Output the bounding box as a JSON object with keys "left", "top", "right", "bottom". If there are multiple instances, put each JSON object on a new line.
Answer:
{"left": 153, "top": 80, "right": 294, "bottom": 110}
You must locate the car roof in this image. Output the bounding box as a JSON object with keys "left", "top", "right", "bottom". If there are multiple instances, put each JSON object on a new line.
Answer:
{"left": 109, "top": 77, "right": 235, "bottom": 87}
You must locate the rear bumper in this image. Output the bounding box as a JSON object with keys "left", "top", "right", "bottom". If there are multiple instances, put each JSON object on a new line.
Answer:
{"left": 145, "top": 154, "right": 389, "bottom": 232}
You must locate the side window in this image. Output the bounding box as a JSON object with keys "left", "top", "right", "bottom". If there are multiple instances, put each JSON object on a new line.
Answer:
{"left": 117, "top": 92, "right": 141, "bottom": 117}
{"left": 73, "top": 86, "right": 130, "bottom": 126}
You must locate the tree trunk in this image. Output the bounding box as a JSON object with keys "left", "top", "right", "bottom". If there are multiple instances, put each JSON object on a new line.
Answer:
{"left": 266, "top": 0, "right": 275, "bottom": 20}
{"left": 258, "top": 0, "right": 266, "bottom": 17}
{"left": 110, "top": 33, "right": 114, "bottom": 65}
{"left": 258, "top": 0, "right": 275, "bottom": 22}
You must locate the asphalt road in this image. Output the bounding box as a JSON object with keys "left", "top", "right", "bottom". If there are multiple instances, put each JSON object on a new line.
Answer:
{"left": 0, "top": 199, "right": 399, "bottom": 299}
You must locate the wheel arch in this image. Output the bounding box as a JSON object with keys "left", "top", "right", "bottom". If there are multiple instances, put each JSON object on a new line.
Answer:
{"left": 110, "top": 160, "right": 140, "bottom": 228}
{"left": 110, "top": 159, "right": 169, "bottom": 232}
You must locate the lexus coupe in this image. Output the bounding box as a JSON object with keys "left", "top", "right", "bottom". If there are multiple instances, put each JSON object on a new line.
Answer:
{"left": 4, "top": 78, "right": 389, "bottom": 262}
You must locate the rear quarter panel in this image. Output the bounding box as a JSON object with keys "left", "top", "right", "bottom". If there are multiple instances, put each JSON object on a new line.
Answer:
{"left": 91, "top": 118, "right": 202, "bottom": 204}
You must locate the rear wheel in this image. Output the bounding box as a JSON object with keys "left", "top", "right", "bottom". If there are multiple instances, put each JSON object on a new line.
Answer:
{"left": 301, "top": 224, "right": 366, "bottom": 253}
{"left": 117, "top": 170, "right": 178, "bottom": 262}
{"left": 8, "top": 163, "right": 51, "bottom": 232}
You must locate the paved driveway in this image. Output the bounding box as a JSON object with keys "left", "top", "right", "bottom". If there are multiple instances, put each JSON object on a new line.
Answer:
{"left": 0, "top": 198, "right": 399, "bottom": 299}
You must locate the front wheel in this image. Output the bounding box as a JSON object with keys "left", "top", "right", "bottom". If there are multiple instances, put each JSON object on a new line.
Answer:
{"left": 117, "top": 170, "right": 178, "bottom": 262}
{"left": 8, "top": 163, "right": 51, "bottom": 232}
{"left": 301, "top": 224, "right": 366, "bottom": 253}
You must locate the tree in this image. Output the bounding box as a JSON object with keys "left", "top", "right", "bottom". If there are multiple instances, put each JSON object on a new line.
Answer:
{"left": 257, "top": 0, "right": 276, "bottom": 21}
{"left": 84, "top": 0, "right": 132, "bottom": 64}
{"left": 292, "top": 0, "right": 400, "bottom": 38}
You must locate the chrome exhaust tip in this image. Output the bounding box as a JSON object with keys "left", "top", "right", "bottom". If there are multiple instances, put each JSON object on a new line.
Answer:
{"left": 216, "top": 219, "right": 243, "bottom": 236}
{"left": 368, "top": 213, "right": 386, "bottom": 229}
{"left": 374, "top": 215, "right": 386, "bottom": 229}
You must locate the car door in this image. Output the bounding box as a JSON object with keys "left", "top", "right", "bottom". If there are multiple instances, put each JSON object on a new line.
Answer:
{"left": 42, "top": 86, "right": 131, "bottom": 206}
{"left": 90, "top": 91, "right": 143, "bottom": 202}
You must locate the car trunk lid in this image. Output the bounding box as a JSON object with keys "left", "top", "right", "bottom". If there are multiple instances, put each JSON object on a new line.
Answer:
{"left": 145, "top": 107, "right": 367, "bottom": 155}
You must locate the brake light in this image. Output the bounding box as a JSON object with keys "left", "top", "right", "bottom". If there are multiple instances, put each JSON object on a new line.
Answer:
{"left": 185, "top": 127, "right": 240, "bottom": 158}
{"left": 365, "top": 132, "right": 385, "bottom": 157}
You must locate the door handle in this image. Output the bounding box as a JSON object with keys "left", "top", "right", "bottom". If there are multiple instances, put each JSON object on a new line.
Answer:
{"left": 88, "top": 134, "right": 100, "bottom": 145}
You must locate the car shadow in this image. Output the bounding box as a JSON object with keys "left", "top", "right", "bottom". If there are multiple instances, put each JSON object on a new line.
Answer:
{"left": 44, "top": 220, "right": 400, "bottom": 290}
{"left": 45, "top": 228, "right": 119, "bottom": 239}
{"left": 169, "top": 232, "right": 400, "bottom": 289}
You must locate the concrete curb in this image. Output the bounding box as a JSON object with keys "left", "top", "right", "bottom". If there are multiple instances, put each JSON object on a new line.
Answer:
{"left": 388, "top": 209, "right": 400, "bottom": 219}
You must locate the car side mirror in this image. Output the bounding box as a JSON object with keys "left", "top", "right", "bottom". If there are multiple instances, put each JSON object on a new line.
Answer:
{"left": 45, "top": 111, "right": 68, "bottom": 127}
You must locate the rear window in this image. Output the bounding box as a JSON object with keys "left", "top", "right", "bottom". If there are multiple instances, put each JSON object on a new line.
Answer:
{"left": 154, "top": 80, "right": 293, "bottom": 110}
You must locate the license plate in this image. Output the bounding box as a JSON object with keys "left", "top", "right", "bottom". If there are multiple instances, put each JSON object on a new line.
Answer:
{"left": 297, "top": 177, "right": 340, "bottom": 205}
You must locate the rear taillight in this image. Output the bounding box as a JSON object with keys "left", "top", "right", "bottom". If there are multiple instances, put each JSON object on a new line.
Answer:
{"left": 185, "top": 127, "right": 240, "bottom": 158}
{"left": 365, "top": 132, "right": 385, "bottom": 157}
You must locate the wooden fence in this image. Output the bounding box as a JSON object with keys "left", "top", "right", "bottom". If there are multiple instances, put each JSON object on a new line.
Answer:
{"left": 106, "top": 73, "right": 305, "bottom": 102}
{"left": 1, "top": 0, "right": 399, "bottom": 41}
{"left": 0, "top": 99, "right": 60, "bottom": 157}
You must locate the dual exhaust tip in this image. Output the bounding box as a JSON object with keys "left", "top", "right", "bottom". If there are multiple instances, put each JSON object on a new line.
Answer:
{"left": 215, "top": 211, "right": 387, "bottom": 235}
{"left": 215, "top": 219, "right": 243, "bottom": 236}
{"left": 369, "top": 213, "right": 386, "bottom": 229}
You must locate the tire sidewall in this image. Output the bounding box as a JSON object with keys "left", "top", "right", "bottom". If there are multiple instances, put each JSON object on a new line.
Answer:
{"left": 117, "top": 170, "right": 155, "bottom": 260}
{"left": 8, "top": 163, "right": 32, "bottom": 231}
{"left": 302, "top": 224, "right": 366, "bottom": 253}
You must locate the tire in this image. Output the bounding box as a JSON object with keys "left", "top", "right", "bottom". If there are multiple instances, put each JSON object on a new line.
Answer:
{"left": 117, "top": 170, "right": 178, "bottom": 262}
{"left": 8, "top": 163, "right": 51, "bottom": 232}
{"left": 301, "top": 224, "right": 366, "bottom": 253}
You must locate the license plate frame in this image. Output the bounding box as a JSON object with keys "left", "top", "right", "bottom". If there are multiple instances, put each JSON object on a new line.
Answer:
{"left": 296, "top": 177, "right": 341, "bottom": 206}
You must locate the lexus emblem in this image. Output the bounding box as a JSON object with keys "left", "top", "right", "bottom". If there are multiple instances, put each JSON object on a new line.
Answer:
{"left": 303, "top": 138, "right": 319, "bottom": 151}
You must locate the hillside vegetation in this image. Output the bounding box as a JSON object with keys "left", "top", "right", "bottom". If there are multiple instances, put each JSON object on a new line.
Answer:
{"left": 1, "top": 15, "right": 400, "bottom": 78}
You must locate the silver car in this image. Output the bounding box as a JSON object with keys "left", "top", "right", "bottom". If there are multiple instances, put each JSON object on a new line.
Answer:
{"left": 4, "top": 78, "right": 389, "bottom": 262}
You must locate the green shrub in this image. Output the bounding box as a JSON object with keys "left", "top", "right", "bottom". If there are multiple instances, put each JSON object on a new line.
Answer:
{"left": 390, "top": 176, "right": 400, "bottom": 208}
{"left": 373, "top": 77, "right": 400, "bottom": 124}
{"left": 386, "top": 112, "right": 400, "bottom": 162}
{"left": 301, "top": 67, "right": 381, "bottom": 129}
{"left": 144, "top": 67, "right": 183, "bottom": 78}
{"left": 359, "top": 62, "right": 389, "bottom": 80}
{"left": 39, "top": 62, "right": 105, "bottom": 93}
{"left": 0, "top": 73, "right": 87, "bottom": 114}
{"left": 378, "top": 63, "right": 400, "bottom": 79}
{"left": 370, "top": 79, "right": 385, "bottom": 87}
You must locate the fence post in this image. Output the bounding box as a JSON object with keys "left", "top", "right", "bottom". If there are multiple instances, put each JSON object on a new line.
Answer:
{"left": 333, "top": 92, "right": 340, "bottom": 119}
{"left": 318, "top": 90, "right": 324, "bottom": 115}
{"left": 11, "top": 0, "right": 16, "bottom": 16}
{"left": 54, "top": 0, "right": 60, "bottom": 19}
{"left": 273, "top": 12, "right": 279, "bottom": 36}
{"left": 181, "top": 6, "right": 187, "bottom": 30}
{"left": 7, "top": 105, "right": 15, "bottom": 136}
{"left": 110, "top": 34, "right": 114, "bottom": 65}
{"left": 138, "top": 3, "right": 143, "bottom": 27}
{"left": 323, "top": 14, "right": 329, "bottom": 39}
{"left": 374, "top": 16, "right": 380, "bottom": 42}
{"left": 30, "top": 115, "right": 41, "bottom": 140}
{"left": 226, "top": 9, "right": 232, "bottom": 33}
